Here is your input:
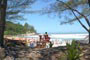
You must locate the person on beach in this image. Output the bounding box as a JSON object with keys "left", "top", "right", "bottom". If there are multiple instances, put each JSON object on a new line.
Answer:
{"left": 44, "top": 32, "right": 50, "bottom": 42}
{"left": 26, "top": 39, "right": 30, "bottom": 47}
{"left": 44, "top": 32, "right": 51, "bottom": 48}
{"left": 39, "top": 35, "right": 42, "bottom": 41}
{"left": 30, "top": 41, "right": 34, "bottom": 48}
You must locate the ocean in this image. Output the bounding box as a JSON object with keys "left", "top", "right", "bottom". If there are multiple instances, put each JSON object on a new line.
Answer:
{"left": 18, "top": 33, "right": 88, "bottom": 47}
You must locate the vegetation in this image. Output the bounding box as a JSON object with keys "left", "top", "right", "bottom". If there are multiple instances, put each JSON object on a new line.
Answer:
{"left": 49, "top": 42, "right": 53, "bottom": 48}
{"left": 66, "top": 40, "right": 81, "bottom": 60}
{"left": 4, "top": 21, "right": 36, "bottom": 35}
{"left": 0, "top": 0, "right": 36, "bottom": 47}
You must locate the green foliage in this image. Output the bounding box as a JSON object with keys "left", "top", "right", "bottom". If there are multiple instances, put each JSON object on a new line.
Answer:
{"left": 6, "top": 0, "right": 35, "bottom": 21}
{"left": 6, "top": 43, "right": 16, "bottom": 47}
{"left": 66, "top": 40, "right": 81, "bottom": 60}
{"left": 24, "top": 23, "right": 36, "bottom": 33}
{"left": 43, "top": 0, "right": 89, "bottom": 24}
{"left": 59, "top": 54, "right": 67, "bottom": 60}
{"left": 49, "top": 42, "right": 53, "bottom": 48}
{"left": 4, "top": 21, "right": 36, "bottom": 35}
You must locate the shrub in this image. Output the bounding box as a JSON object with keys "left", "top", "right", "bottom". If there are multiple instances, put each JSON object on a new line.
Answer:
{"left": 66, "top": 40, "right": 81, "bottom": 60}
{"left": 49, "top": 41, "right": 53, "bottom": 48}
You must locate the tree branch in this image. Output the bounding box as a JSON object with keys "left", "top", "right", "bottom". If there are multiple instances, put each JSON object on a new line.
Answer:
{"left": 57, "top": 0, "right": 90, "bottom": 27}
{"left": 72, "top": 10, "right": 89, "bottom": 32}
{"left": 88, "top": 0, "right": 90, "bottom": 7}
{"left": 57, "top": 0, "right": 90, "bottom": 32}
{"left": 73, "top": 9, "right": 90, "bottom": 27}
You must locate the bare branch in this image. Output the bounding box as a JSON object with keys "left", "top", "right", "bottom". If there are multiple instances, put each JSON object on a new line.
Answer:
{"left": 73, "top": 9, "right": 90, "bottom": 27}
{"left": 72, "top": 10, "right": 89, "bottom": 32}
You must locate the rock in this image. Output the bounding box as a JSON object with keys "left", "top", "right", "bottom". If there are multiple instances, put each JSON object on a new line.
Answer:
{"left": 15, "top": 58, "right": 30, "bottom": 60}
{"left": 0, "top": 47, "right": 5, "bottom": 59}
{"left": 2, "top": 44, "right": 90, "bottom": 60}
{"left": 26, "top": 51, "right": 42, "bottom": 60}
{"left": 4, "top": 56, "right": 14, "bottom": 60}
{"left": 18, "top": 51, "right": 26, "bottom": 57}
{"left": 80, "top": 44, "right": 90, "bottom": 60}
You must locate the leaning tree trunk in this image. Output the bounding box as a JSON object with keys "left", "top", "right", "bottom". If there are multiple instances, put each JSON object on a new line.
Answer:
{"left": 88, "top": 28, "right": 90, "bottom": 44}
{"left": 0, "top": 0, "right": 7, "bottom": 47}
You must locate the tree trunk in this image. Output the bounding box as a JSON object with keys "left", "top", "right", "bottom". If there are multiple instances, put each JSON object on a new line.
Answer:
{"left": 0, "top": 0, "right": 7, "bottom": 47}
{"left": 88, "top": 29, "right": 90, "bottom": 44}
{"left": 88, "top": 0, "right": 90, "bottom": 7}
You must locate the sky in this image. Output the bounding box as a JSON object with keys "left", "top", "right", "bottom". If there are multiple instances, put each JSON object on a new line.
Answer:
{"left": 20, "top": 0, "right": 88, "bottom": 33}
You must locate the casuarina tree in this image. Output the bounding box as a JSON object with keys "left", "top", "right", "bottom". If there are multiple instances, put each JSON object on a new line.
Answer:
{"left": 0, "top": 0, "right": 35, "bottom": 47}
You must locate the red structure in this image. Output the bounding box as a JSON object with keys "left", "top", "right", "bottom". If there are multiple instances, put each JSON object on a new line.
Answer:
{"left": 44, "top": 34, "right": 50, "bottom": 42}
{"left": 39, "top": 32, "right": 50, "bottom": 42}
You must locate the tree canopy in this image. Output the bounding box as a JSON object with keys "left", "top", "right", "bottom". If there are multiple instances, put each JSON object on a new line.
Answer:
{"left": 4, "top": 21, "right": 36, "bottom": 35}
{"left": 6, "top": 0, "right": 35, "bottom": 21}
{"left": 42, "top": 0, "right": 90, "bottom": 23}
{"left": 42, "top": 0, "right": 90, "bottom": 30}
